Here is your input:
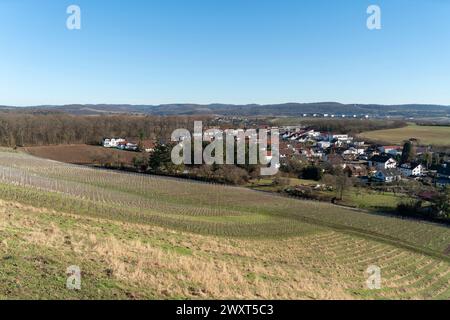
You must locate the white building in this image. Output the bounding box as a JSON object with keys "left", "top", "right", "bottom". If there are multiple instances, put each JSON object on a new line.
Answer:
{"left": 317, "top": 141, "right": 331, "bottom": 149}
{"left": 399, "top": 163, "right": 423, "bottom": 177}
{"left": 373, "top": 169, "right": 401, "bottom": 183}
{"left": 343, "top": 147, "right": 365, "bottom": 156}
{"left": 369, "top": 155, "right": 397, "bottom": 170}
{"left": 327, "top": 134, "right": 353, "bottom": 142}
{"left": 103, "top": 138, "right": 126, "bottom": 148}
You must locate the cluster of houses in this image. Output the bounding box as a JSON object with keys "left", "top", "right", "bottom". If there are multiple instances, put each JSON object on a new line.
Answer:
{"left": 102, "top": 138, "right": 156, "bottom": 153}
{"left": 101, "top": 127, "right": 450, "bottom": 189}
{"left": 278, "top": 126, "right": 450, "bottom": 187}
{"left": 102, "top": 138, "right": 139, "bottom": 151}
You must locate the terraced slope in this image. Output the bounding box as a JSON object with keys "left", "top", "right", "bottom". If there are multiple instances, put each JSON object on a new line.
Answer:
{"left": 0, "top": 150, "right": 449, "bottom": 299}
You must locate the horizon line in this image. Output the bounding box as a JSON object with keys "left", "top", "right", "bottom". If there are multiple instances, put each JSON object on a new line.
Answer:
{"left": 2, "top": 101, "right": 450, "bottom": 108}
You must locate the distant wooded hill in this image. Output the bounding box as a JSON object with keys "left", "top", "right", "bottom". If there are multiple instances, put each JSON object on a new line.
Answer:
{"left": 1, "top": 102, "right": 449, "bottom": 117}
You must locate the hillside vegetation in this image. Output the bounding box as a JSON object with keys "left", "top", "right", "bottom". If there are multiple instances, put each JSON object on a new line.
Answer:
{"left": 0, "top": 112, "right": 211, "bottom": 147}
{"left": 0, "top": 150, "right": 449, "bottom": 299}
{"left": 3, "top": 103, "right": 449, "bottom": 117}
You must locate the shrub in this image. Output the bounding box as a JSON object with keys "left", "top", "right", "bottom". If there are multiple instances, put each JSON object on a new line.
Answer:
{"left": 301, "top": 165, "right": 323, "bottom": 181}
{"left": 396, "top": 200, "right": 422, "bottom": 217}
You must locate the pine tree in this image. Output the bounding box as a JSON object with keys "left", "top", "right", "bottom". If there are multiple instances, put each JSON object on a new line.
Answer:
{"left": 401, "top": 141, "right": 416, "bottom": 164}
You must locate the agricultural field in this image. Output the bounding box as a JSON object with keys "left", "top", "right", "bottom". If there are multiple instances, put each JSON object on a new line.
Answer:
{"left": 0, "top": 150, "right": 449, "bottom": 299}
{"left": 359, "top": 124, "right": 450, "bottom": 146}
{"left": 20, "top": 144, "right": 138, "bottom": 166}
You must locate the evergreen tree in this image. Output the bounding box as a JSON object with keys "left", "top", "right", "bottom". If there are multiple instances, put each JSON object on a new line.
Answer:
{"left": 148, "top": 143, "right": 173, "bottom": 172}
{"left": 301, "top": 165, "right": 323, "bottom": 181}
{"left": 400, "top": 141, "right": 416, "bottom": 164}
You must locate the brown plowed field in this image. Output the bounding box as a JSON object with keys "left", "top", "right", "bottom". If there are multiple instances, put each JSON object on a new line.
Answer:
{"left": 20, "top": 144, "right": 139, "bottom": 165}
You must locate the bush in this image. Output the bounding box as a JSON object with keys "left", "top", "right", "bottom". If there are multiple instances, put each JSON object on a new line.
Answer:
{"left": 301, "top": 166, "right": 323, "bottom": 181}
{"left": 281, "top": 158, "right": 305, "bottom": 175}
{"left": 396, "top": 200, "right": 422, "bottom": 217}
{"left": 284, "top": 187, "right": 334, "bottom": 202}
{"left": 188, "top": 165, "right": 250, "bottom": 185}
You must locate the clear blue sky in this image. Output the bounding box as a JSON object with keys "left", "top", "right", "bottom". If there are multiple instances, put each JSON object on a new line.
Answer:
{"left": 1, "top": 0, "right": 449, "bottom": 106}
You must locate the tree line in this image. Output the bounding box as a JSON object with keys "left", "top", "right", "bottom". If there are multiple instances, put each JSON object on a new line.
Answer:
{"left": 301, "top": 119, "right": 407, "bottom": 134}
{"left": 0, "top": 112, "right": 212, "bottom": 147}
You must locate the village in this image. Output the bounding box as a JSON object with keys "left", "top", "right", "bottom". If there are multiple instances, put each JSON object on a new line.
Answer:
{"left": 276, "top": 126, "right": 450, "bottom": 188}
{"left": 100, "top": 124, "right": 450, "bottom": 190}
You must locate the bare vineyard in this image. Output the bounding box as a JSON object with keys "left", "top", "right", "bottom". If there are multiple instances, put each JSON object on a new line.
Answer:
{"left": 0, "top": 150, "right": 449, "bottom": 299}
{"left": 0, "top": 151, "right": 448, "bottom": 252}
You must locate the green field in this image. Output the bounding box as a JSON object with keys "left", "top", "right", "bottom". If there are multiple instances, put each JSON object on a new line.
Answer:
{"left": 248, "top": 178, "right": 401, "bottom": 211}
{"left": 0, "top": 151, "right": 449, "bottom": 299}
{"left": 359, "top": 124, "right": 450, "bottom": 146}
{"left": 340, "top": 190, "right": 400, "bottom": 211}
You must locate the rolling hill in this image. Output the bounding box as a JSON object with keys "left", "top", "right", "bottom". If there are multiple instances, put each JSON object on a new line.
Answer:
{"left": 2, "top": 102, "right": 450, "bottom": 118}
{"left": 0, "top": 149, "right": 449, "bottom": 299}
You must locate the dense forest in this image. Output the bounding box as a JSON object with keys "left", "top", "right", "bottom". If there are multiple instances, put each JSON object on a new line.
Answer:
{"left": 0, "top": 112, "right": 212, "bottom": 147}
{"left": 0, "top": 111, "right": 408, "bottom": 147}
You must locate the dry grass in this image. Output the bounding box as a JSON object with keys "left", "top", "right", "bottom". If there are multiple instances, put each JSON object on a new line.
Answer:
{"left": 0, "top": 151, "right": 449, "bottom": 300}
{"left": 0, "top": 200, "right": 352, "bottom": 299}
{"left": 1, "top": 199, "right": 449, "bottom": 300}
{"left": 359, "top": 124, "right": 450, "bottom": 146}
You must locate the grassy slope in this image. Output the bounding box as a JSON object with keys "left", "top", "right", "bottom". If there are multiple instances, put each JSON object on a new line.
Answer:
{"left": 359, "top": 124, "right": 450, "bottom": 146}
{"left": 248, "top": 178, "right": 401, "bottom": 212}
{"left": 340, "top": 190, "right": 400, "bottom": 211}
{"left": 2, "top": 199, "right": 449, "bottom": 300}
{"left": 0, "top": 151, "right": 449, "bottom": 299}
